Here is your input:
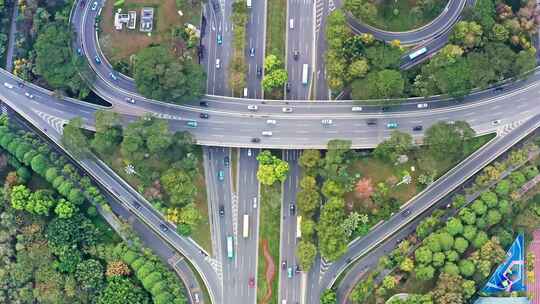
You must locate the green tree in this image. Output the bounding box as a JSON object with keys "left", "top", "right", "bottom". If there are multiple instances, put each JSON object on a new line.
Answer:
{"left": 96, "top": 276, "right": 150, "bottom": 304}
{"left": 296, "top": 240, "right": 317, "bottom": 270}
{"left": 415, "top": 246, "right": 433, "bottom": 264}
{"left": 454, "top": 237, "right": 469, "bottom": 254}
{"left": 364, "top": 69, "right": 404, "bottom": 99}
{"left": 76, "top": 259, "right": 104, "bottom": 291}
{"left": 424, "top": 121, "right": 475, "bottom": 161}
{"left": 415, "top": 264, "right": 435, "bottom": 280}
{"left": 299, "top": 150, "right": 321, "bottom": 172}
{"left": 446, "top": 218, "right": 464, "bottom": 236}
{"left": 459, "top": 259, "right": 475, "bottom": 277}
{"left": 160, "top": 169, "right": 197, "bottom": 207}
{"left": 373, "top": 131, "right": 413, "bottom": 162}
{"left": 451, "top": 21, "right": 483, "bottom": 49}
{"left": 55, "top": 199, "right": 76, "bottom": 218}
{"left": 34, "top": 22, "right": 89, "bottom": 98}
{"left": 321, "top": 289, "right": 337, "bottom": 304}
{"left": 318, "top": 197, "right": 348, "bottom": 261}
{"left": 134, "top": 46, "right": 205, "bottom": 104}
{"left": 62, "top": 117, "right": 90, "bottom": 157}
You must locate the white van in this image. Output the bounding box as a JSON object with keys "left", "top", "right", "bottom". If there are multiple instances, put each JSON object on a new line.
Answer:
{"left": 262, "top": 131, "right": 273, "bottom": 136}
{"left": 243, "top": 88, "right": 248, "bottom": 97}
{"left": 289, "top": 18, "right": 294, "bottom": 29}
{"left": 352, "top": 106, "right": 363, "bottom": 112}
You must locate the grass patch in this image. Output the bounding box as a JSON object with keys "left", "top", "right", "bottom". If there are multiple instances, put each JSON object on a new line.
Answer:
{"left": 95, "top": 147, "right": 212, "bottom": 253}
{"left": 99, "top": 0, "right": 201, "bottom": 63}
{"left": 266, "top": 0, "right": 286, "bottom": 57}
{"left": 231, "top": 148, "right": 238, "bottom": 193}
{"left": 366, "top": 0, "right": 448, "bottom": 31}
{"left": 257, "top": 183, "right": 282, "bottom": 304}
{"left": 190, "top": 162, "right": 212, "bottom": 253}
{"left": 345, "top": 133, "right": 495, "bottom": 214}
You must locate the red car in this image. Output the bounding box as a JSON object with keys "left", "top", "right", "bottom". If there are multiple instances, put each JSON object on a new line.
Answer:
{"left": 248, "top": 277, "right": 255, "bottom": 288}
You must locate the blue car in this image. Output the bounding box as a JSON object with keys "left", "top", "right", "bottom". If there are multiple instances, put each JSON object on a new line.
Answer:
{"left": 186, "top": 121, "right": 198, "bottom": 128}
{"left": 217, "top": 34, "right": 223, "bottom": 45}
{"left": 218, "top": 170, "right": 224, "bottom": 181}
{"left": 94, "top": 55, "right": 101, "bottom": 64}
{"left": 387, "top": 122, "right": 398, "bottom": 129}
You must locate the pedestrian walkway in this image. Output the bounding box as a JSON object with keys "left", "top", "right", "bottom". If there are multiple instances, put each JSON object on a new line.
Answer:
{"left": 527, "top": 230, "right": 540, "bottom": 303}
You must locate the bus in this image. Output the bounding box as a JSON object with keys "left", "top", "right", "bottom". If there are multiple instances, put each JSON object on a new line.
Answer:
{"left": 296, "top": 216, "right": 302, "bottom": 239}
{"left": 301, "top": 64, "right": 308, "bottom": 85}
{"left": 226, "top": 236, "right": 234, "bottom": 259}
{"left": 408, "top": 47, "right": 427, "bottom": 61}
{"left": 247, "top": 0, "right": 251, "bottom": 8}
{"left": 243, "top": 214, "right": 249, "bottom": 238}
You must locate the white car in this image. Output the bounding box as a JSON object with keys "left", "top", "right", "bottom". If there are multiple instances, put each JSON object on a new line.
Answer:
{"left": 253, "top": 197, "right": 257, "bottom": 208}
{"left": 492, "top": 119, "right": 501, "bottom": 125}
{"left": 248, "top": 104, "right": 258, "bottom": 111}
{"left": 289, "top": 18, "right": 294, "bottom": 29}
{"left": 91, "top": 1, "right": 98, "bottom": 10}
{"left": 321, "top": 119, "right": 333, "bottom": 125}
{"left": 282, "top": 107, "right": 293, "bottom": 113}
{"left": 417, "top": 103, "right": 428, "bottom": 109}
{"left": 351, "top": 106, "right": 363, "bottom": 112}
{"left": 125, "top": 97, "right": 135, "bottom": 104}
{"left": 266, "top": 119, "right": 277, "bottom": 125}
{"left": 262, "top": 131, "right": 273, "bottom": 136}
{"left": 247, "top": 149, "right": 252, "bottom": 156}
{"left": 3, "top": 82, "right": 13, "bottom": 89}
{"left": 215, "top": 58, "right": 221, "bottom": 69}
{"left": 24, "top": 92, "right": 34, "bottom": 99}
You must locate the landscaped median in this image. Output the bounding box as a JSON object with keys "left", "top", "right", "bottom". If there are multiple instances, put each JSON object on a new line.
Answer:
{"left": 255, "top": 151, "right": 290, "bottom": 304}
{"left": 263, "top": 0, "right": 288, "bottom": 99}
{"left": 62, "top": 111, "right": 212, "bottom": 254}
{"left": 228, "top": 2, "right": 249, "bottom": 96}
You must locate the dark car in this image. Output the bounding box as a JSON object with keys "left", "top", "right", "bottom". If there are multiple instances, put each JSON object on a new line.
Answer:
{"left": 381, "top": 106, "right": 390, "bottom": 112}
{"left": 412, "top": 125, "right": 423, "bottom": 131}
{"left": 295, "top": 265, "right": 301, "bottom": 273}
{"left": 224, "top": 156, "right": 230, "bottom": 167}
{"left": 251, "top": 137, "right": 260, "bottom": 143}
{"left": 366, "top": 120, "right": 377, "bottom": 126}
{"left": 402, "top": 208, "right": 411, "bottom": 216}
{"left": 219, "top": 205, "right": 225, "bottom": 217}
{"left": 132, "top": 201, "right": 142, "bottom": 210}
{"left": 293, "top": 49, "right": 299, "bottom": 60}
{"left": 289, "top": 203, "right": 295, "bottom": 215}
{"left": 285, "top": 82, "right": 291, "bottom": 92}
{"left": 199, "top": 101, "right": 208, "bottom": 107}
{"left": 281, "top": 260, "right": 287, "bottom": 270}
{"left": 200, "top": 113, "right": 209, "bottom": 119}
{"left": 494, "top": 86, "right": 504, "bottom": 92}
{"left": 159, "top": 223, "right": 169, "bottom": 232}
{"left": 257, "top": 66, "right": 262, "bottom": 78}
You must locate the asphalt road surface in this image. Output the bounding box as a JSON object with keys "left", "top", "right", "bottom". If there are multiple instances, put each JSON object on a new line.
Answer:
{"left": 245, "top": 0, "right": 266, "bottom": 99}
{"left": 278, "top": 150, "right": 303, "bottom": 304}
{"left": 286, "top": 0, "right": 314, "bottom": 100}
